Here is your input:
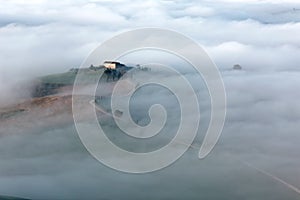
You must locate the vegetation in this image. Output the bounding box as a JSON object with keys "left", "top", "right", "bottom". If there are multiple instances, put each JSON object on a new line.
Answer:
{"left": 39, "top": 68, "right": 105, "bottom": 85}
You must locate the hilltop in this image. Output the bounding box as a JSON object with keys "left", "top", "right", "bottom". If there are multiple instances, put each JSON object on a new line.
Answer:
{"left": 32, "top": 62, "right": 139, "bottom": 97}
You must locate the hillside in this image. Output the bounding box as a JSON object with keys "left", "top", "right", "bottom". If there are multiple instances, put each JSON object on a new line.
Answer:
{"left": 32, "top": 68, "right": 104, "bottom": 97}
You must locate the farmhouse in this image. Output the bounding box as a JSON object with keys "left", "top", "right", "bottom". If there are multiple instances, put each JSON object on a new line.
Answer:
{"left": 103, "top": 61, "right": 126, "bottom": 69}
{"left": 103, "top": 61, "right": 132, "bottom": 81}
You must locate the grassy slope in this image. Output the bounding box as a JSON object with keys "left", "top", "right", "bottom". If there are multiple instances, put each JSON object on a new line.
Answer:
{"left": 39, "top": 68, "right": 105, "bottom": 85}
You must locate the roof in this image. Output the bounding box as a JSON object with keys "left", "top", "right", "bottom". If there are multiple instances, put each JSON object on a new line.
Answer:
{"left": 104, "top": 61, "right": 122, "bottom": 64}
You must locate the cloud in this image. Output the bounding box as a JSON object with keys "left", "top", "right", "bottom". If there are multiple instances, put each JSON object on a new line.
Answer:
{"left": 0, "top": 0, "right": 300, "bottom": 199}
{"left": 0, "top": 0, "right": 299, "bottom": 80}
{"left": 207, "top": 41, "right": 300, "bottom": 71}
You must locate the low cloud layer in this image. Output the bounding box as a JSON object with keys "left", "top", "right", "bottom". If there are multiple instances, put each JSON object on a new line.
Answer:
{"left": 0, "top": 0, "right": 299, "bottom": 76}
{"left": 0, "top": 0, "right": 300, "bottom": 199}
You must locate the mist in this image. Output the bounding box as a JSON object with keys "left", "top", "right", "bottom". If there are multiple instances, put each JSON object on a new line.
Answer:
{"left": 0, "top": 0, "right": 300, "bottom": 199}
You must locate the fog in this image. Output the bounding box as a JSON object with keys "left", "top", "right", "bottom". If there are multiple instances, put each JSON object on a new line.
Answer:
{"left": 0, "top": 63, "right": 300, "bottom": 199}
{"left": 0, "top": 0, "right": 300, "bottom": 199}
